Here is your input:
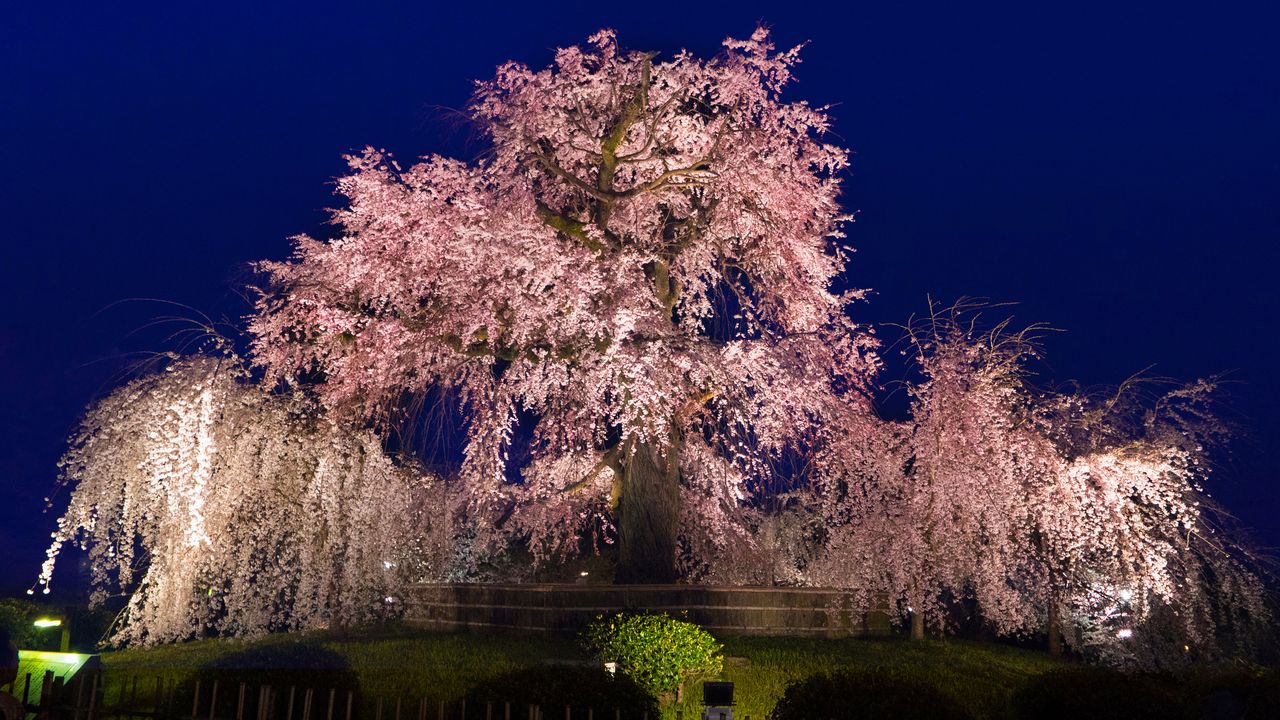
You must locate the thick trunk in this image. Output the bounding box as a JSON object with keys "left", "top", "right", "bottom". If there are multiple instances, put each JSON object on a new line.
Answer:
{"left": 910, "top": 609, "right": 925, "bottom": 640}
{"left": 1047, "top": 602, "right": 1063, "bottom": 656}
{"left": 615, "top": 438, "right": 680, "bottom": 584}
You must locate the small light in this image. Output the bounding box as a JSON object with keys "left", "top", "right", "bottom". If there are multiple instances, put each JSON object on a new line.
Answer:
{"left": 1116, "top": 628, "right": 1133, "bottom": 639}
{"left": 1118, "top": 589, "right": 1133, "bottom": 602}
{"left": 34, "top": 618, "right": 62, "bottom": 628}
{"left": 579, "top": 571, "right": 589, "bottom": 577}
{"left": 1183, "top": 644, "right": 1190, "bottom": 652}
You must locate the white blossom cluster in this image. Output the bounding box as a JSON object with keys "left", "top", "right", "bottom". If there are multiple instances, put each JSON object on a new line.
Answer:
{"left": 40, "top": 355, "right": 446, "bottom": 645}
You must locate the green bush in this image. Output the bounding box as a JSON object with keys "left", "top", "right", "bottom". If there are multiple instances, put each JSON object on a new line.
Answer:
{"left": 580, "top": 612, "right": 722, "bottom": 698}
{"left": 769, "top": 670, "right": 974, "bottom": 720}
{"left": 0, "top": 599, "right": 40, "bottom": 651}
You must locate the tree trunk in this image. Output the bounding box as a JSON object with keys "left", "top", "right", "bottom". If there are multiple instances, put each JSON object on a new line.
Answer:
{"left": 910, "top": 609, "right": 925, "bottom": 640}
{"left": 1047, "top": 602, "right": 1062, "bottom": 656}
{"left": 616, "top": 438, "right": 680, "bottom": 584}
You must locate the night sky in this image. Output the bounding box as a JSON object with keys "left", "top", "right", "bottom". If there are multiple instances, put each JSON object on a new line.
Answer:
{"left": 3, "top": 1, "right": 1278, "bottom": 596}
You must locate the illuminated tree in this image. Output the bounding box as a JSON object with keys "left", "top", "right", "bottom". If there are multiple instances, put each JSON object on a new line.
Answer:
{"left": 38, "top": 355, "right": 438, "bottom": 645}
{"left": 36, "top": 29, "right": 1268, "bottom": 663}
{"left": 811, "top": 307, "right": 1270, "bottom": 661}
{"left": 249, "top": 28, "right": 879, "bottom": 582}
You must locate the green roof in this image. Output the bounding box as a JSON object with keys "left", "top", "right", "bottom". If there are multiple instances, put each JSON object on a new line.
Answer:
{"left": 10, "top": 650, "right": 100, "bottom": 706}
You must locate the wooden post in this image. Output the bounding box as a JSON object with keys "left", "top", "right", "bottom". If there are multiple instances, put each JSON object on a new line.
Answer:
{"left": 87, "top": 672, "right": 99, "bottom": 720}
{"left": 40, "top": 670, "right": 54, "bottom": 713}
{"left": 302, "top": 688, "right": 314, "bottom": 720}
{"left": 208, "top": 680, "right": 219, "bottom": 720}
{"left": 286, "top": 687, "right": 296, "bottom": 720}
{"left": 345, "top": 691, "right": 353, "bottom": 720}
{"left": 326, "top": 689, "right": 335, "bottom": 720}
{"left": 75, "top": 671, "right": 87, "bottom": 720}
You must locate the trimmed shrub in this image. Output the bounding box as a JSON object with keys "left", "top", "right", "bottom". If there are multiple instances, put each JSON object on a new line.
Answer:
{"left": 1011, "top": 668, "right": 1188, "bottom": 720}
{"left": 464, "top": 665, "right": 658, "bottom": 719}
{"left": 580, "top": 613, "right": 722, "bottom": 698}
{"left": 769, "top": 670, "right": 974, "bottom": 720}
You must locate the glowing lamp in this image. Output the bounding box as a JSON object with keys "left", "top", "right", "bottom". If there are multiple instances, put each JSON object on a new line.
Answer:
{"left": 1116, "top": 628, "right": 1133, "bottom": 639}
{"left": 33, "top": 618, "right": 62, "bottom": 628}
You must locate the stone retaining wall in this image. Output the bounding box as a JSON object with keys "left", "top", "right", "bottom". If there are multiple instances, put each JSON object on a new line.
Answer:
{"left": 403, "top": 583, "right": 891, "bottom": 637}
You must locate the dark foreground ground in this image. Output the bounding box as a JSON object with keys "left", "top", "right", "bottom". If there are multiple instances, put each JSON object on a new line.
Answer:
{"left": 96, "top": 628, "right": 1278, "bottom": 720}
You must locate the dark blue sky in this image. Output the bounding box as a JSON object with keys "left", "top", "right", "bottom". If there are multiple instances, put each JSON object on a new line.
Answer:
{"left": 3, "top": 1, "right": 1278, "bottom": 596}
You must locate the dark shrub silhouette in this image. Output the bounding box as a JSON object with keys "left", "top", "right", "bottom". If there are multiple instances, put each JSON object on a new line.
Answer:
{"left": 769, "top": 670, "right": 973, "bottom": 720}
{"left": 1191, "top": 668, "right": 1280, "bottom": 720}
{"left": 1012, "top": 669, "right": 1187, "bottom": 720}
{"left": 182, "top": 642, "right": 361, "bottom": 718}
{"left": 463, "top": 665, "right": 657, "bottom": 720}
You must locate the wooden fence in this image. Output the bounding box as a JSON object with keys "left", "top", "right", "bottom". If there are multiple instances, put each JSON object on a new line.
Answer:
{"left": 2, "top": 670, "right": 726, "bottom": 720}
{"left": 405, "top": 583, "right": 892, "bottom": 637}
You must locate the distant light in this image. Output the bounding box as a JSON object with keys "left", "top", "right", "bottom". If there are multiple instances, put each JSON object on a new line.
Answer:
{"left": 579, "top": 571, "right": 590, "bottom": 577}
{"left": 1116, "top": 628, "right": 1133, "bottom": 639}
{"left": 1183, "top": 644, "right": 1190, "bottom": 653}
{"left": 33, "top": 618, "right": 62, "bottom": 628}
{"left": 1118, "top": 589, "right": 1133, "bottom": 602}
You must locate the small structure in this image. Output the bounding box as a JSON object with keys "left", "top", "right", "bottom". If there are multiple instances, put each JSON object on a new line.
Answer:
{"left": 701, "top": 681, "right": 734, "bottom": 720}
{"left": 2, "top": 650, "right": 100, "bottom": 719}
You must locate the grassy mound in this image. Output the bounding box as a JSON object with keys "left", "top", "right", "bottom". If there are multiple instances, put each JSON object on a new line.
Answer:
{"left": 102, "top": 629, "right": 1066, "bottom": 719}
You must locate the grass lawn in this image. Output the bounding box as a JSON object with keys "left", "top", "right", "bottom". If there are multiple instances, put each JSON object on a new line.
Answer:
{"left": 101, "top": 627, "right": 1069, "bottom": 719}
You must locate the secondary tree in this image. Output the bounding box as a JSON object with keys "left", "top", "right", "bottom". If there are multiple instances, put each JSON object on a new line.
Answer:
{"left": 38, "top": 355, "right": 426, "bottom": 644}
